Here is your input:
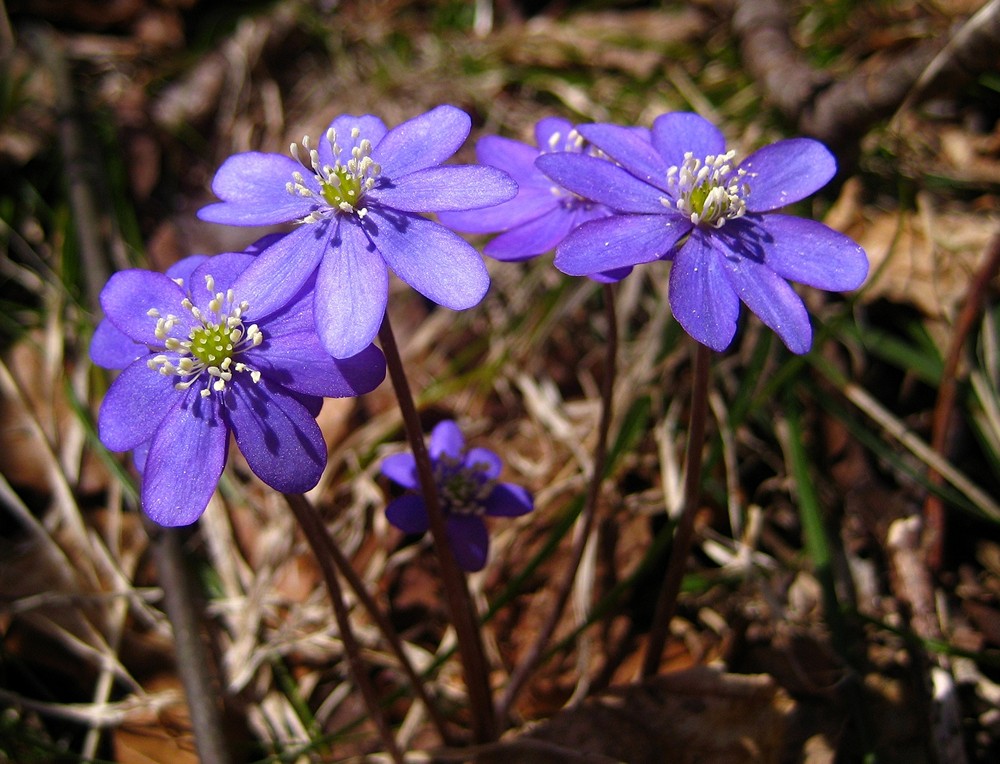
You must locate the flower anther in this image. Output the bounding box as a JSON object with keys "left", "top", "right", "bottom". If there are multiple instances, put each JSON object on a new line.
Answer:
{"left": 287, "top": 127, "right": 382, "bottom": 222}
{"left": 662, "top": 150, "right": 751, "bottom": 228}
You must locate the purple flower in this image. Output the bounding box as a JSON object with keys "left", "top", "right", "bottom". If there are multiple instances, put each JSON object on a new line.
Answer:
{"left": 92, "top": 247, "right": 386, "bottom": 526}
{"left": 437, "top": 117, "right": 629, "bottom": 281}
{"left": 537, "top": 112, "right": 869, "bottom": 353}
{"left": 198, "top": 105, "right": 518, "bottom": 359}
{"left": 381, "top": 420, "right": 533, "bottom": 572}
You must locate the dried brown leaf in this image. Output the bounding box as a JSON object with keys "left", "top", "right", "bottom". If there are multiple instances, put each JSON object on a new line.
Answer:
{"left": 852, "top": 195, "right": 1000, "bottom": 317}
{"left": 113, "top": 674, "right": 198, "bottom": 764}
{"left": 488, "top": 668, "right": 794, "bottom": 764}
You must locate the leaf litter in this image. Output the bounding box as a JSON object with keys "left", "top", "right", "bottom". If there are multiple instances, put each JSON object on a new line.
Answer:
{"left": 1, "top": 0, "right": 1000, "bottom": 762}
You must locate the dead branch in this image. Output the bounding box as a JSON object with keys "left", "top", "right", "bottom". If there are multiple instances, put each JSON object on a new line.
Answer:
{"left": 730, "top": 0, "right": 1000, "bottom": 152}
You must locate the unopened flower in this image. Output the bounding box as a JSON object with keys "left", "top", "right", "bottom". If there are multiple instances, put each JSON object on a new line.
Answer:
{"left": 437, "top": 117, "right": 629, "bottom": 281}
{"left": 537, "top": 112, "right": 869, "bottom": 353}
{"left": 92, "top": 248, "right": 386, "bottom": 526}
{"left": 381, "top": 420, "right": 533, "bottom": 572}
{"left": 198, "top": 105, "right": 518, "bottom": 358}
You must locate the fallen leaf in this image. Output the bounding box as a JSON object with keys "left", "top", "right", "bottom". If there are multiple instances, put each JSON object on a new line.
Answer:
{"left": 487, "top": 667, "right": 795, "bottom": 764}
{"left": 852, "top": 194, "right": 1000, "bottom": 318}
{"left": 113, "top": 674, "right": 198, "bottom": 764}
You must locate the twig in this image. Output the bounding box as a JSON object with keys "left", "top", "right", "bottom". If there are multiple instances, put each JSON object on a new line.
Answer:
{"left": 379, "top": 315, "right": 497, "bottom": 743}
{"left": 283, "top": 492, "right": 453, "bottom": 745}
{"left": 641, "top": 341, "right": 712, "bottom": 678}
{"left": 283, "top": 493, "right": 405, "bottom": 763}
{"left": 730, "top": 0, "right": 830, "bottom": 122}
{"left": 922, "top": 231, "right": 1000, "bottom": 570}
{"left": 496, "top": 283, "right": 617, "bottom": 722}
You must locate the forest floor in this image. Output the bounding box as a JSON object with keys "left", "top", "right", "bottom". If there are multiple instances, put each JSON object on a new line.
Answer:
{"left": 2, "top": 1, "right": 1000, "bottom": 762}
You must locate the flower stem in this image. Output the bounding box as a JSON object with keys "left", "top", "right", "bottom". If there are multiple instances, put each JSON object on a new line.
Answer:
{"left": 283, "top": 492, "right": 453, "bottom": 745}
{"left": 641, "top": 340, "right": 712, "bottom": 678}
{"left": 379, "top": 315, "right": 497, "bottom": 743}
{"left": 283, "top": 493, "right": 404, "bottom": 763}
{"left": 496, "top": 283, "right": 617, "bottom": 722}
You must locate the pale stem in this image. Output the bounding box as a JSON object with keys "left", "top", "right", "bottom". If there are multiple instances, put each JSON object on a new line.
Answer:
{"left": 150, "top": 523, "right": 235, "bottom": 764}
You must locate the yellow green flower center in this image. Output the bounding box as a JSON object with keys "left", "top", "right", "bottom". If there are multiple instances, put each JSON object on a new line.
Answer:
{"left": 320, "top": 165, "right": 364, "bottom": 210}
{"left": 687, "top": 183, "right": 712, "bottom": 216}
{"left": 189, "top": 323, "right": 234, "bottom": 366}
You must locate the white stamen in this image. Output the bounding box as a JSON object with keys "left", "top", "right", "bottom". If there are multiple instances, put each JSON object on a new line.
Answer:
{"left": 662, "top": 150, "right": 751, "bottom": 228}
{"left": 286, "top": 124, "right": 383, "bottom": 224}
{"left": 145, "top": 273, "right": 264, "bottom": 398}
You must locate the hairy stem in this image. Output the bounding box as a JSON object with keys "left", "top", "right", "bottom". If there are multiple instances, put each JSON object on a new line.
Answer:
{"left": 283, "top": 493, "right": 404, "bottom": 763}
{"left": 641, "top": 341, "right": 712, "bottom": 678}
{"left": 379, "top": 315, "right": 497, "bottom": 743}
{"left": 283, "top": 492, "right": 453, "bottom": 744}
{"left": 496, "top": 283, "right": 617, "bottom": 721}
